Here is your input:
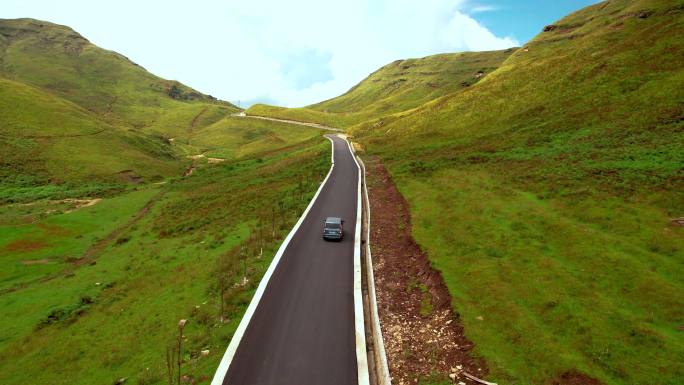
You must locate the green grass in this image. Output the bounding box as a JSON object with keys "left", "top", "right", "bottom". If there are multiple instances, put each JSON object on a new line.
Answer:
{"left": 0, "top": 18, "right": 237, "bottom": 129}
{"left": 348, "top": 1, "right": 684, "bottom": 384}
{"left": 0, "top": 77, "right": 187, "bottom": 187}
{"left": 0, "top": 137, "right": 331, "bottom": 385}
{"left": 247, "top": 49, "right": 515, "bottom": 128}
{"left": 0, "top": 18, "right": 240, "bottom": 188}
{"left": 0, "top": 18, "right": 334, "bottom": 383}
{"left": 248, "top": 0, "right": 684, "bottom": 383}
{"left": 400, "top": 169, "right": 682, "bottom": 384}
{"left": 189, "top": 116, "right": 324, "bottom": 159}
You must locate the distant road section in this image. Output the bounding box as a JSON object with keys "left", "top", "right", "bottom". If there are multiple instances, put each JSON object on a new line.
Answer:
{"left": 234, "top": 112, "right": 342, "bottom": 132}
{"left": 212, "top": 135, "right": 364, "bottom": 385}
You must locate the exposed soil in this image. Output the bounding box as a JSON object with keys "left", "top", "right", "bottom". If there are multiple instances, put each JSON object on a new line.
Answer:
{"left": 551, "top": 371, "right": 604, "bottom": 385}
{"left": 189, "top": 107, "right": 208, "bottom": 131}
{"left": 4, "top": 239, "right": 48, "bottom": 252}
{"left": 117, "top": 170, "right": 144, "bottom": 184}
{"left": 364, "top": 156, "right": 487, "bottom": 385}
{"left": 62, "top": 198, "right": 102, "bottom": 213}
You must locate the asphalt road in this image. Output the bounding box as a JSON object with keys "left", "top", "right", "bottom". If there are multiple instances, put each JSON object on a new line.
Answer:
{"left": 220, "top": 135, "right": 360, "bottom": 385}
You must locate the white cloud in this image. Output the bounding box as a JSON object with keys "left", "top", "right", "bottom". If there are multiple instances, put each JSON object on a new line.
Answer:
{"left": 469, "top": 5, "right": 499, "bottom": 14}
{"left": 1, "top": 0, "right": 519, "bottom": 107}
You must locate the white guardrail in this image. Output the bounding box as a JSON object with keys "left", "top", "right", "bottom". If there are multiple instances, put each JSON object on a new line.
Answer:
{"left": 352, "top": 144, "right": 392, "bottom": 385}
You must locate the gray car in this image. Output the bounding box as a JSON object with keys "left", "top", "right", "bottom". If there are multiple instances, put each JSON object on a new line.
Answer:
{"left": 323, "top": 217, "right": 344, "bottom": 241}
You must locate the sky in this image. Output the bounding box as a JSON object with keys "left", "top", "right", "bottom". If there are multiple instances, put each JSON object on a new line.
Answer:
{"left": 2, "top": 0, "right": 600, "bottom": 107}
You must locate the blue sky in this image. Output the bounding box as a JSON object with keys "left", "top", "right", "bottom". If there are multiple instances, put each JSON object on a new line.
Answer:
{"left": 468, "top": 1, "right": 599, "bottom": 42}
{"left": 2, "top": 0, "right": 600, "bottom": 107}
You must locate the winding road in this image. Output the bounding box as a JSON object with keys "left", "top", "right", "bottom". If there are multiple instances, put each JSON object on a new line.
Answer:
{"left": 211, "top": 134, "right": 367, "bottom": 385}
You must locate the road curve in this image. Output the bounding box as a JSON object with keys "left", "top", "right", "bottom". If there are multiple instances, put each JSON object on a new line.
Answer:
{"left": 214, "top": 135, "right": 362, "bottom": 385}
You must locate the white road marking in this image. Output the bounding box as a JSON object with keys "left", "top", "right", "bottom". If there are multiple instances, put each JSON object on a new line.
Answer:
{"left": 210, "top": 137, "right": 336, "bottom": 385}
{"left": 345, "top": 138, "right": 371, "bottom": 385}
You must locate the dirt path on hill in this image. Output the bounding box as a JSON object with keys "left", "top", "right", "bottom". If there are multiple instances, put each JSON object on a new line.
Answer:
{"left": 364, "top": 156, "right": 487, "bottom": 385}
{"left": 1, "top": 189, "right": 166, "bottom": 295}
{"left": 73, "top": 189, "right": 166, "bottom": 266}
{"left": 189, "top": 107, "right": 208, "bottom": 131}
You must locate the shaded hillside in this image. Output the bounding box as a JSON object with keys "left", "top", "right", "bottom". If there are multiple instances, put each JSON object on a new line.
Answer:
{"left": 247, "top": 49, "right": 515, "bottom": 127}
{"left": 0, "top": 78, "right": 182, "bottom": 189}
{"left": 0, "top": 18, "right": 237, "bottom": 130}
{"left": 0, "top": 18, "right": 243, "bottom": 193}
{"left": 350, "top": 0, "right": 684, "bottom": 384}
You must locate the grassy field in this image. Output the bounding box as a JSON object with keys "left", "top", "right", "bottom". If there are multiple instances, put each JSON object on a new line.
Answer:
{"left": 0, "top": 135, "right": 330, "bottom": 385}
{"left": 0, "top": 16, "right": 334, "bottom": 385}
{"left": 348, "top": 1, "right": 684, "bottom": 384}
{"left": 247, "top": 49, "right": 514, "bottom": 128}
{"left": 189, "top": 116, "right": 325, "bottom": 159}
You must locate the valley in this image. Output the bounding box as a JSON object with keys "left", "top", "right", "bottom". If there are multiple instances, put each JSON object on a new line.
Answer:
{"left": 1, "top": 1, "right": 683, "bottom": 384}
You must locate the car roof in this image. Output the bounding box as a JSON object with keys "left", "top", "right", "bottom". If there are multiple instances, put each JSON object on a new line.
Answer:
{"left": 325, "top": 217, "right": 342, "bottom": 223}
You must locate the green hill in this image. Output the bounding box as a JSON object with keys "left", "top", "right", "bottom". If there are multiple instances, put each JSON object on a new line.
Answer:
{"left": 0, "top": 18, "right": 236, "bottom": 130}
{"left": 0, "top": 19, "right": 284, "bottom": 200}
{"left": 350, "top": 0, "right": 684, "bottom": 384}
{"left": 0, "top": 77, "right": 183, "bottom": 189}
{"left": 0, "top": 18, "right": 329, "bottom": 385}
{"left": 247, "top": 49, "right": 515, "bottom": 127}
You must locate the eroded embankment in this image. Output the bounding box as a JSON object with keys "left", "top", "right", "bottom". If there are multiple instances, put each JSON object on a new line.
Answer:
{"left": 365, "top": 156, "right": 486, "bottom": 385}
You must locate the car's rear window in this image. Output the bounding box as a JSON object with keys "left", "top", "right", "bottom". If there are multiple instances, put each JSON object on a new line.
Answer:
{"left": 325, "top": 223, "right": 341, "bottom": 229}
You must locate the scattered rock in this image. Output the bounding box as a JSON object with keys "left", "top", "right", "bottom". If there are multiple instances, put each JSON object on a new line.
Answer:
{"left": 476, "top": 316, "right": 484, "bottom": 321}
{"left": 543, "top": 24, "right": 558, "bottom": 32}
{"left": 449, "top": 373, "right": 457, "bottom": 380}
{"left": 201, "top": 349, "right": 210, "bottom": 356}
{"left": 113, "top": 378, "right": 127, "bottom": 385}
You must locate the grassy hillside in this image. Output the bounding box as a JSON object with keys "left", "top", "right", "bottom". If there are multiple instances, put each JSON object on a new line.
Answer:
{"left": 0, "top": 18, "right": 237, "bottom": 130}
{"left": 0, "top": 137, "right": 330, "bottom": 385}
{"left": 190, "top": 116, "right": 328, "bottom": 159}
{"left": 0, "top": 17, "right": 332, "bottom": 384}
{"left": 350, "top": 0, "right": 684, "bottom": 384}
{"left": 0, "top": 18, "right": 243, "bottom": 193}
{"left": 0, "top": 77, "right": 183, "bottom": 191}
{"left": 247, "top": 49, "right": 515, "bottom": 128}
